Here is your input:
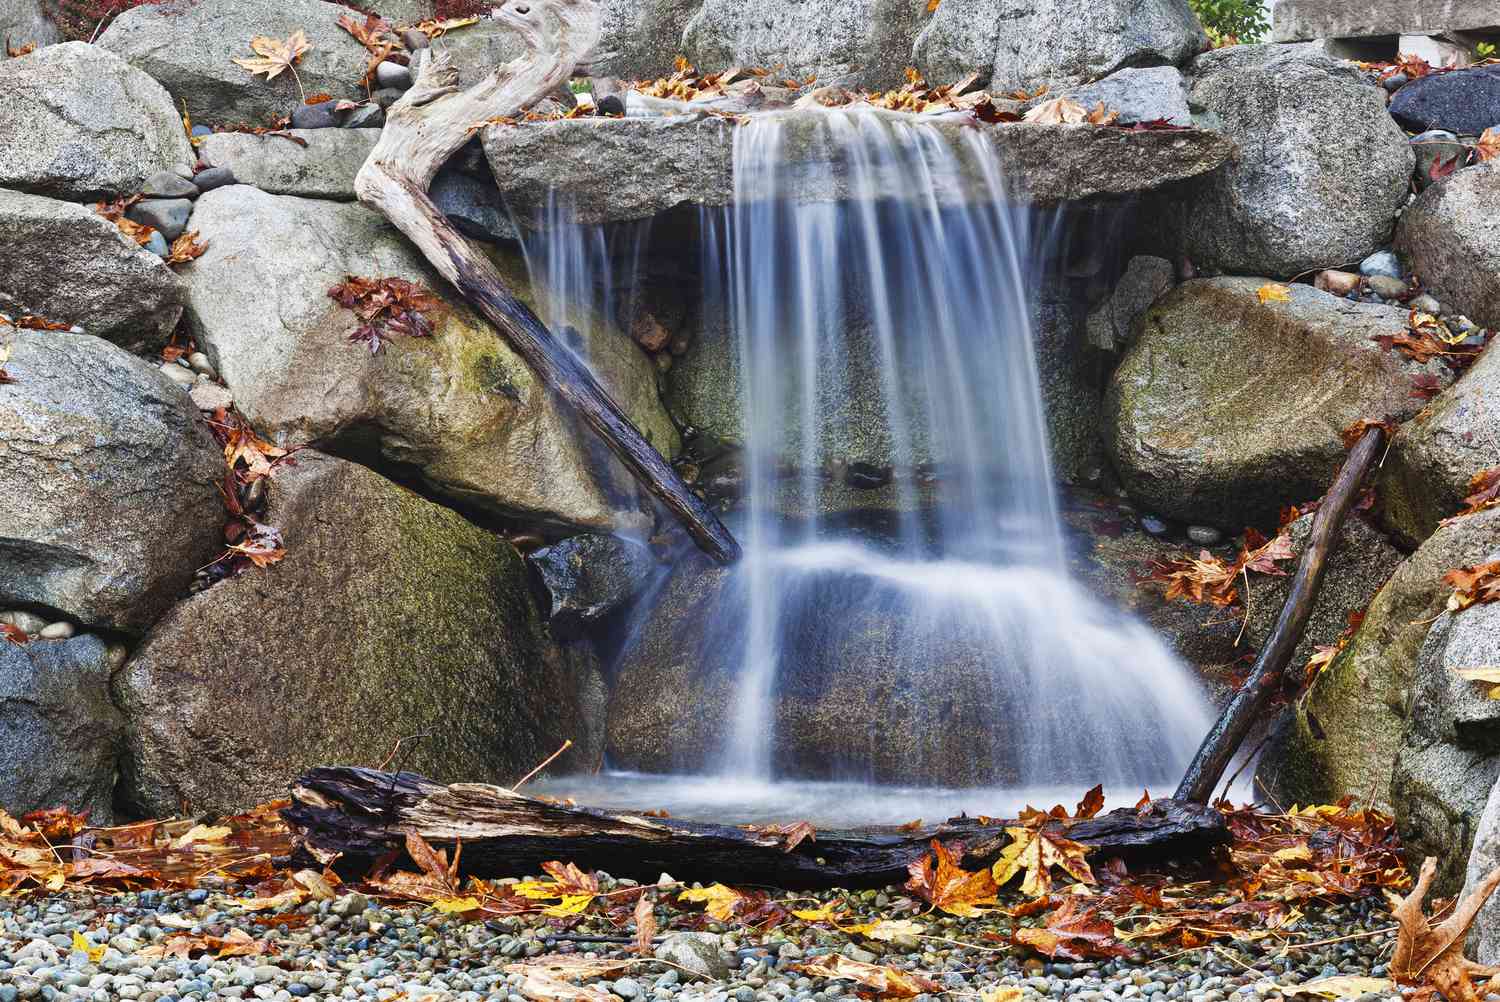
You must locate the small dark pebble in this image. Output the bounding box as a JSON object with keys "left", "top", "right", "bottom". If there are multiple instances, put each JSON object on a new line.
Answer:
{"left": 193, "top": 165, "right": 237, "bottom": 192}
{"left": 597, "top": 94, "right": 625, "bottom": 117}
{"left": 291, "top": 99, "right": 341, "bottom": 129}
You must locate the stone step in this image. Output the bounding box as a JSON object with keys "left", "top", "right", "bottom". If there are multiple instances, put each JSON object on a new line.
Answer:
{"left": 1273, "top": 0, "right": 1500, "bottom": 43}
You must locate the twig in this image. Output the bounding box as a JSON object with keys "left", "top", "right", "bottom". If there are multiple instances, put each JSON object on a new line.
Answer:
{"left": 513, "top": 739, "right": 573, "bottom": 790}
{"left": 1278, "top": 926, "right": 1395, "bottom": 952}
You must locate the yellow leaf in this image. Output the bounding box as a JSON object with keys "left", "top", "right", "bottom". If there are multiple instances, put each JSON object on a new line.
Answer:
{"left": 980, "top": 989, "right": 1025, "bottom": 1002}
{"left": 71, "top": 931, "right": 105, "bottom": 963}
{"left": 842, "top": 918, "right": 925, "bottom": 942}
{"left": 678, "top": 883, "right": 746, "bottom": 922}
{"left": 231, "top": 30, "right": 312, "bottom": 83}
{"left": 1456, "top": 666, "right": 1500, "bottom": 698}
{"left": 514, "top": 879, "right": 563, "bottom": 899}
{"left": 1284, "top": 975, "right": 1393, "bottom": 999}
{"left": 1257, "top": 283, "right": 1292, "bottom": 303}
{"left": 792, "top": 901, "right": 842, "bottom": 922}
{"left": 171, "top": 824, "right": 231, "bottom": 849}
{"left": 926, "top": 0, "right": 940, "bottom": 12}
{"left": 1272, "top": 845, "right": 1313, "bottom": 863}
{"left": 792, "top": 956, "right": 939, "bottom": 999}
{"left": 991, "top": 827, "right": 1094, "bottom": 898}
{"left": 542, "top": 893, "right": 596, "bottom": 917}
{"left": 431, "top": 896, "right": 481, "bottom": 913}
{"left": 1022, "top": 97, "right": 1087, "bottom": 124}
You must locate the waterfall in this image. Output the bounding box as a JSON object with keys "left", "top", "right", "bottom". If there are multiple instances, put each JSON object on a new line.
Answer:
{"left": 517, "top": 108, "right": 1216, "bottom": 815}
{"left": 696, "top": 109, "right": 1213, "bottom": 789}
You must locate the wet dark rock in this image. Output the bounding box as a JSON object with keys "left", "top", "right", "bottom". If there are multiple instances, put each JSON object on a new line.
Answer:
{"left": 1139, "top": 515, "right": 1170, "bottom": 537}
{"left": 431, "top": 164, "right": 518, "bottom": 243}
{"left": 1389, "top": 65, "right": 1500, "bottom": 136}
{"left": 1185, "top": 525, "right": 1222, "bottom": 546}
{"left": 527, "top": 534, "right": 661, "bottom": 640}
{"left": 597, "top": 94, "right": 625, "bottom": 117}
{"left": 340, "top": 103, "right": 384, "bottom": 129}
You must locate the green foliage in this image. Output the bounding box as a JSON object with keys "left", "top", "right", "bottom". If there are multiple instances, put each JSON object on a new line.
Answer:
{"left": 1189, "top": 0, "right": 1269, "bottom": 45}
{"left": 1478, "top": 41, "right": 1497, "bottom": 60}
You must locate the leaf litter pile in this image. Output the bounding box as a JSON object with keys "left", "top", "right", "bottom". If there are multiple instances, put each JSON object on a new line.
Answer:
{"left": 2, "top": 785, "right": 1474, "bottom": 999}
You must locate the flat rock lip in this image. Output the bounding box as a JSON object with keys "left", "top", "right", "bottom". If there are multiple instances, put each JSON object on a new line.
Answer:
{"left": 483, "top": 108, "right": 1235, "bottom": 226}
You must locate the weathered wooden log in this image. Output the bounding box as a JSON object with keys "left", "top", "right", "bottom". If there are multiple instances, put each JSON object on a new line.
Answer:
{"left": 354, "top": 0, "right": 739, "bottom": 563}
{"left": 284, "top": 767, "right": 1230, "bottom": 889}
{"left": 1174, "top": 426, "right": 1387, "bottom": 804}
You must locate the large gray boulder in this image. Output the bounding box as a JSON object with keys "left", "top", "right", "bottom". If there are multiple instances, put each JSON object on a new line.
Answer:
{"left": 593, "top": 0, "right": 700, "bottom": 82}
{"left": 1394, "top": 601, "right": 1500, "bottom": 892}
{"left": 1382, "top": 340, "right": 1500, "bottom": 547}
{"left": 1463, "top": 766, "right": 1500, "bottom": 963}
{"left": 681, "top": 0, "right": 925, "bottom": 90}
{"left": 0, "top": 0, "right": 59, "bottom": 58}
{"left": 1053, "top": 66, "right": 1192, "bottom": 127}
{"left": 0, "top": 330, "right": 224, "bottom": 635}
{"left": 1273, "top": 0, "right": 1500, "bottom": 42}
{"left": 483, "top": 113, "right": 1234, "bottom": 224}
{"left": 183, "top": 185, "right": 676, "bottom": 533}
{"left": 98, "top": 0, "right": 374, "bottom": 125}
{"left": 0, "top": 42, "right": 193, "bottom": 200}
{"left": 528, "top": 534, "right": 663, "bottom": 640}
{"left": 195, "top": 129, "right": 380, "bottom": 200}
{"left": 1105, "top": 278, "right": 1447, "bottom": 529}
{"left": 1397, "top": 162, "right": 1500, "bottom": 330}
{"left": 115, "top": 451, "right": 607, "bottom": 818}
{"left": 0, "top": 189, "right": 185, "bottom": 350}
{"left": 915, "top": 0, "right": 1206, "bottom": 93}
{"left": 1170, "top": 45, "right": 1413, "bottom": 278}
{"left": 1257, "top": 505, "right": 1500, "bottom": 814}
{"left": 0, "top": 635, "right": 125, "bottom": 824}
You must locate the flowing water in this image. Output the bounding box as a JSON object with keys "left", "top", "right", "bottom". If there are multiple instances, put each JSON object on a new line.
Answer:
{"left": 519, "top": 109, "right": 1215, "bottom": 822}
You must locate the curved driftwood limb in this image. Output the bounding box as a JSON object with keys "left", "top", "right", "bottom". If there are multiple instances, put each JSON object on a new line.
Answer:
{"left": 354, "top": 0, "right": 740, "bottom": 563}
{"left": 1174, "top": 426, "right": 1387, "bottom": 804}
{"left": 284, "top": 767, "right": 1230, "bottom": 890}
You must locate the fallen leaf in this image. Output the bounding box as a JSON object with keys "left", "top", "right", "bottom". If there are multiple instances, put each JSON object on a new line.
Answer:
{"left": 905, "top": 839, "right": 998, "bottom": 916}
{"left": 1477, "top": 127, "right": 1500, "bottom": 163}
{"left": 1340, "top": 418, "right": 1394, "bottom": 451}
{"left": 678, "top": 883, "right": 748, "bottom": 922}
{"left": 991, "top": 827, "right": 1094, "bottom": 898}
{"left": 1455, "top": 666, "right": 1500, "bottom": 699}
{"left": 1074, "top": 785, "right": 1105, "bottom": 820}
{"left": 634, "top": 891, "right": 656, "bottom": 955}
{"left": 1257, "top": 283, "right": 1292, "bottom": 303}
{"left": 1444, "top": 561, "right": 1500, "bottom": 613}
{"left": 842, "top": 918, "right": 925, "bottom": 941}
{"left": 1284, "top": 975, "right": 1394, "bottom": 999}
{"left": 1011, "top": 898, "right": 1134, "bottom": 960}
{"left": 792, "top": 955, "right": 940, "bottom": 998}
{"left": 71, "top": 931, "right": 105, "bottom": 963}
{"left": 1023, "top": 97, "right": 1087, "bottom": 124}
{"left": 232, "top": 31, "right": 312, "bottom": 84}
{"left": 1, "top": 624, "right": 27, "bottom": 646}
{"left": 431, "top": 895, "right": 481, "bottom": 913}
{"left": 167, "top": 231, "right": 208, "bottom": 266}
{"left": 171, "top": 824, "right": 231, "bottom": 850}
{"left": 1390, "top": 856, "right": 1500, "bottom": 1001}
{"left": 792, "top": 901, "right": 842, "bottom": 922}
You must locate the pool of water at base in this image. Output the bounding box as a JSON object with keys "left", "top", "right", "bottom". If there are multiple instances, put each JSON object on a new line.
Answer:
{"left": 524, "top": 772, "right": 1169, "bottom": 829}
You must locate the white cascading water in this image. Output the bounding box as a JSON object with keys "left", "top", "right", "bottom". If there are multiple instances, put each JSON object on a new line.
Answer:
{"left": 702, "top": 110, "right": 1212, "bottom": 789}
{"left": 519, "top": 108, "right": 1216, "bottom": 819}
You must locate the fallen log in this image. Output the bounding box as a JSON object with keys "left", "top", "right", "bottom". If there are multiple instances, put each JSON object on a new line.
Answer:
{"left": 1174, "top": 425, "right": 1387, "bottom": 804}
{"left": 354, "top": 0, "right": 739, "bottom": 563}
{"left": 284, "top": 767, "right": 1229, "bottom": 889}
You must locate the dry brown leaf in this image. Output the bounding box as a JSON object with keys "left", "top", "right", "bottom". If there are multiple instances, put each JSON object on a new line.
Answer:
{"left": 1022, "top": 97, "right": 1087, "bottom": 124}
{"left": 1011, "top": 897, "right": 1135, "bottom": 960}
{"left": 1444, "top": 561, "right": 1500, "bottom": 613}
{"left": 1477, "top": 127, "right": 1500, "bottom": 163}
{"left": 905, "top": 839, "right": 998, "bottom": 916}
{"left": 232, "top": 31, "right": 312, "bottom": 84}
{"left": 793, "top": 956, "right": 940, "bottom": 999}
{"left": 633, "top": 891, "right": 657, "bottom": 956}
{"left": 1390, "top": 856, "right": 1500, "bottom": 1001}
{"left": 167, "top": 231, "right": 208, "bottom": 266}
{"left": 991, "top": 826, "right": 1094, "bottom": 898}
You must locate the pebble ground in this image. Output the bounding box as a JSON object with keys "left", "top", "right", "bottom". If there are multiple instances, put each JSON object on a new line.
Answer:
{"left": 0, "top": 882, "right": 1405, "bottom": 1002}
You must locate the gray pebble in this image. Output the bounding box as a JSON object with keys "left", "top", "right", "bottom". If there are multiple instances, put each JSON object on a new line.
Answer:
{"left": 1366, "top": 275, "right": 1408, "bottom": 300}
{"left": 36, "top": 622, "right": 74, "bottom": 640}
{"left": 1186, "top": 525, "right": 1223, "bottom": 546}
{"left": 159, "top": 362, "right": 196, "bottom": 388}
{"left": 193, "top": 166, "right": 236, "bottom": 193}
{"left": 1358, "top": 250, "right": 1402, "bottom": 280}
{"left": 291, "top": 100, "right": 341, "bottom": 129}
{"left": 141, "top": 171, "right": 200, "bottom": 200}
{"left": 126, "top": 198, "right": 193, "bottom": 241}
{"left": 1409, "top": 293, "right": 1441, "bottom": 314}
{"left": 401, "top": 29, "right": 429, "bottom": 49}
{"left": 1140, "top": 515, "right": 1169, "bottom": 537}
{"left": 143, "top": 230, "right": 170, "bottom": 258}
{"left": 342, "top": 104, "right": 385, "bottom": 129}
{"left": 375, "top": 60, "right": 412, "bottom": 89}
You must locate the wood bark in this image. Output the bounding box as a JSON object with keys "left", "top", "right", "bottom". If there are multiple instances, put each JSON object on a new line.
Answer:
{"left": 1174, "top": 426, "right": 1387, "bottom": 804}
{"left": 284, "top": 767, "right": 1230, "bottom": 889}
{"left": 355, "top": 0, "right": 739, "bottom": 563}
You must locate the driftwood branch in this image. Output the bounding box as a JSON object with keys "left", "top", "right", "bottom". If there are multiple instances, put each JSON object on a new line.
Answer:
{"left": 355, "top": 0, "right": 740, "bottom": 563}
{"left": 1174, "top": 426, "right": 1387, "bottom": 804}
{"left": 284, "top": 767, "right": 1230, "bottom": 889}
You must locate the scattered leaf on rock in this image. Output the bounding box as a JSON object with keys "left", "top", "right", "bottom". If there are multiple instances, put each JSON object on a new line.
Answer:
{"left": 905, "top": 839, "right": 998, "bottom": 916}
{"left": 1391, "top": 856, "right": 1500, "bottom": 1001}
{"left": 232, "top": 30, "right": 312, "bottom": 84}
{"left": 1444, "top": 561, "right": 1500, "bottom": 613}
{"left": 792, "top": 955, "right": 940, "bottom": 999}
{"left": 1257, "top": 283, "right": 1292, "bottom": 303}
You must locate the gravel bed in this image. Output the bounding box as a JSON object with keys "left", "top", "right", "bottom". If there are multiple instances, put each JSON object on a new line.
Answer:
{"left": 0, "top": 883, "right": 1405, "bottom": 1002}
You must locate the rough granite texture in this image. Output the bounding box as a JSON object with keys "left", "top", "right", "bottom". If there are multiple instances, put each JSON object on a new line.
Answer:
{"left": 1398, "top": 161, "right": 1500, "bottom": 330}
{"left": 0, "top": 330, "right": 224, "bottom": 634}
{"left": 114, "top": 451, "right": 607, "bottom": 818}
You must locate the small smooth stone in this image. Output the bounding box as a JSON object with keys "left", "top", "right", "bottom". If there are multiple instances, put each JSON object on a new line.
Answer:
{"left": 189, "top": 383, "right": 233, "bottom": 413}
{"left": 1358, "top": 250, "right": 1403, "bottom": 279}
{"left": 141, "top": 170, "right": 199, "bottom": 200}
{"left": 1313, "top": 269, "right": 1359, "bottom": 296}
{"left": 612, "top": 979, "right": 641, "bottom": 1000}
{"left": 1366, "top": 275, "right": 1408, "bottom": 299}
{"left": 401, "top": 29, "right": 429, "bottom": 49}
{"left": 597, "top": 94, "right": 625, "bottom": 117}
{"left": 126, "top": 198, "right": 193, "bottom": 241}
{"left": 159, "top": 363, "right": 195, "bottom": 388}
{"left": 374, "top": 60, "right": 412, "bottom": 89}
{"left": 1382, "top": 72, "right": 1407, "bottom": 92}
{"left": 1409, "top": 293, "right": 1442, "bottom": 314}
{"left": 187, "top": 352, "right": 216, "bottom": 377}
{"left": 342, "top": 104, "right": 385, "bottom": 129}
{"left": 1186, "top": 525, "right": 1223, "bottom": 546}
{"left": 192, "top": 166, "right": 236, "bottom": 193}
{"left": 1140, "top": 515, "right": 1169, "bottom": 537}
{"left": 143, "top": 230, "right": 170, "bottom": 258}
{"left": 290, "top": 99, "right": 341, "bottom": 129}
{"left": 37, "top": 622, "right": 75, "bottom": 640}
